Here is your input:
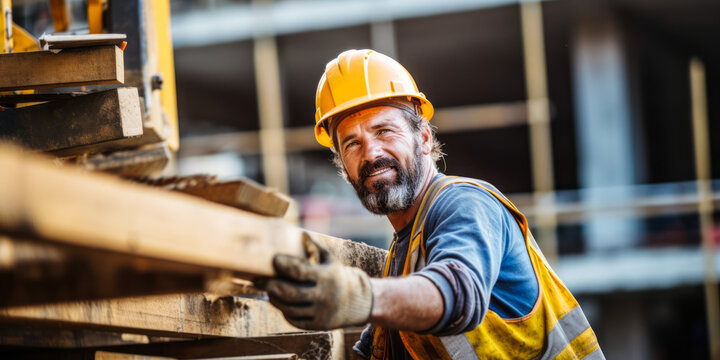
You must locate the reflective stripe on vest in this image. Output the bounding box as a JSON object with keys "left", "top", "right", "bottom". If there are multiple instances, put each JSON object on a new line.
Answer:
{"left": 372, "top": 176, "right": 604, "bottom": 360}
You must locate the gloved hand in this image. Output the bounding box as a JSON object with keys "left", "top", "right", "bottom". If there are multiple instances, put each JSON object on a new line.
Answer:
{"left": 260, "top": 232, "right": 373, "bottom": 330}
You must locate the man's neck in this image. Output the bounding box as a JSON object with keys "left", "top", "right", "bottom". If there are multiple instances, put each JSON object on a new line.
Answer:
{"left": 386, "top": 161, "right": 438, "bottom": 232}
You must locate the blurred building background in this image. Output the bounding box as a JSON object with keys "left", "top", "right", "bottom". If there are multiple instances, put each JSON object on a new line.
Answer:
{"left": 166, "top": 0, "right": 719, "bottom": 358}
{"left": 16, "top": 0, "right": 718, "bottom": 358}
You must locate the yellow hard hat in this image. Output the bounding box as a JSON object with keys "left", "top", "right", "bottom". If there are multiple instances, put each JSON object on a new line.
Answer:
{"left": 314, "top": 49, "right": 434, "bottom": 147}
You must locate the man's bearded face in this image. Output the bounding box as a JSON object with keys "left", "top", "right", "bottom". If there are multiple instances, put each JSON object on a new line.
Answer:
{"left": 348, "top": 138, "right": 424, "bottom": 215}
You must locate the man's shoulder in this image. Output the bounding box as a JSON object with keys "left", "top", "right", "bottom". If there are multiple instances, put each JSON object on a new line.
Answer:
{"left": 426, "top": 176, "right": 508, "bottom": 218}
{"left": 432, "top": 176, "right": 505, "bottom": 204}
{"left": 434, "top": 175, "right": 506, "bottom": 196}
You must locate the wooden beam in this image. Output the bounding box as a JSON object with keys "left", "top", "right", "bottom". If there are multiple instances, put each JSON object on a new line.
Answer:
{"left": 38, "top": 34, "right": 127, "bottom": 50}
{"left": 0, "top": 143, "right": 305, "bottom": 279}
{"left": 0, "top": 231, "right": 385, "bottom": 307}
{"left": 0, "top": 92, "right": 87, "bottom": 106}
{"left": 0, "top": 323, "right": 162, "bottom": 348}
{"left": 0, "top": 45, "right": 124, "bottom": 91}
{"left": 0, "top": 293, "right": 298, "bottom": 339}
{"left": 0, "top": 88, "right": 143, "bottom": 153}
{"left": 29, "top": 331, "right": 345, "bottom": 360}
{"left": 95, "top": 351, "right": 175, "bottom": 360}
{"left": 312, "top": 232, "right": 387, "bottom": 278}
{"left": 50, "top": 125, "right": 165, "bottom": 158}
{"left": 181, "top": 180, "right": 291, "bottom": 218}
{"left": 134, "top": 176, "right": 291, "bottom": 218}
{"left": 78, "top": 143, "right": 172, "bottom": 177}
{"left": 197, "top": 355, "right": 297, "bottom": 360}
{"left": 0, "top": 236, "right": 208, "bottom": 307}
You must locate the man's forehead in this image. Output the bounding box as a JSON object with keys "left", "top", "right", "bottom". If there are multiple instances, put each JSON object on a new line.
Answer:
{"left": 335, "top": 106, "right": 406, "bottom": 131}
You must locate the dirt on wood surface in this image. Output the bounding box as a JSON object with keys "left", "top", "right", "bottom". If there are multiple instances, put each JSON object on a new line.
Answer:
{"left": 312, "top": 232, "right": 388, "bottom": 278}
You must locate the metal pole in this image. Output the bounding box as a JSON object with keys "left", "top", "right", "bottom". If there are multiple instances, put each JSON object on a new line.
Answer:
{"left": 690, "top": 57, "right": 720, "bottom": 360}
{"left": 520, "top": 0, "right": 557, "bottom": 264}
{"left": 1, "top": 0, "right": 12, "bottom": 54}
{"left": 253, "top": 0, "right": 289, "bottom": 195}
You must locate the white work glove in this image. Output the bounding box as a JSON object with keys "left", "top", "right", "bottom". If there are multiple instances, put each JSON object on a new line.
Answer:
{"left": 259, "top": 233, "right": 373, "bottom": 330}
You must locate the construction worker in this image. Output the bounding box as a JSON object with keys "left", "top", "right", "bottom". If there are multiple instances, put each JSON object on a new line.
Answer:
{"left": 261, "top": 49, "right": 604, "bottom": 359}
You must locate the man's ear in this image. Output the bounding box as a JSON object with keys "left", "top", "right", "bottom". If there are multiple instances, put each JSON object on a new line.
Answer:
{"left": 420, "top": 123, "right": 433, "bottom": 155}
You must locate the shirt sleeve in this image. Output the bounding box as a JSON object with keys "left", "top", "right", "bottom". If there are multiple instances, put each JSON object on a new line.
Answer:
{"left": 414, "top": 183, "right": 512, "bottom": 336}
{"left": 353, "top": 324, "right": 374, "bottom": 359}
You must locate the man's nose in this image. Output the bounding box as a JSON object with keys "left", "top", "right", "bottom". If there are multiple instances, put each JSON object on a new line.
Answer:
{"left": 361, "top": 138, "right": 384, "bottom": 162}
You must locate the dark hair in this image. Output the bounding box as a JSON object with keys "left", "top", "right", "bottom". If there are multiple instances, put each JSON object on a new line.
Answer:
{"left": 329, "top": 105, "right": 444, "bottom": 176}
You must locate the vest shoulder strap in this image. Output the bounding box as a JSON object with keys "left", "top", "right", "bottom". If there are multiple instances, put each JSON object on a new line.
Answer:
{"left": 410, "top": 176, "right": 509, "bottom": 245}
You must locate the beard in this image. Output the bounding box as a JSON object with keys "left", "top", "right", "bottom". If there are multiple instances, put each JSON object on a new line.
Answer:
{"left": 349, "top": 143, "right": 425, "bottom": 215}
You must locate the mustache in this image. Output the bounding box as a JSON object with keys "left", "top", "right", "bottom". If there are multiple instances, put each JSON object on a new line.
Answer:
{"left": 358, "top": 157, "right": 400, "bottom": 183}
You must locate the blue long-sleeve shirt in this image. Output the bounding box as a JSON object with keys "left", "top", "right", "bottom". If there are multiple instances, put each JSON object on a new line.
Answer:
{"left": 354, "top": 177, "right": 540, "bottom": 359}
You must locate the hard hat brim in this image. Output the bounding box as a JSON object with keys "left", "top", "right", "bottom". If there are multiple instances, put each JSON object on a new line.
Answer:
{"left": 314, "top": 93, "right": 434, "bottom": 148}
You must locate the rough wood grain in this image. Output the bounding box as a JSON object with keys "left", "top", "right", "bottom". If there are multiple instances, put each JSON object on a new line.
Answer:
{"left": 49, "top": 125, "right": 164, "bottom": 158}
{"left": 0, "top": 236, "right": 208, "bottom": 307}
{"left": 181, "top": 181, "right": 291, "bottom": 218}
{"left": 0, "top": 92, "right": 87, "bottom": 106}
{"left": 0, "top": 46, "right": 124, "bottom": 91}
{"left": 0, "top": 323, "right": 163, "bottom": 348}
{"left": 79, "top": 143, "right": 171, "bottom": 177}
{"left": 0, "top": 293, "right": 298, "bottom": 339}
{"left": 95, "top": 351, "right": 175, "bottom": 360}
{"left": 0, "top": 88, "right": 143, "bottom": 153}
{"left": 0, "top": 143, "right": 305, "bottom": 280}
{"left": 311, "top": 232, "right": 387, "bottom": 278}
{"left": 134, "top": 176, "right": 292, "bottom": 218}
{"left": 24, "top": 331, "right": 345, "bottom": 360}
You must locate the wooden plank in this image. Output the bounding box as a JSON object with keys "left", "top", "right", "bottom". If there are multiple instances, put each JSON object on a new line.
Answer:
{"left": 39, "top": 33, "right": 127, "bottom": 50}
{"left": 0, "top": 323, "right": 162, "bottom": 348}
{"left": 196, "top": 355, "right": 297, "bottom": 360}
{"left": 49, "top": 125, "right": 164, "bottom": 158}
{"left": 0, "top": 293, "right": 299, "bottom": 338}
{"left": 0, "top": 233, "right": 385, "bottom": 309}
{"left": 134, "top": 175, "right": 291, "bottom": 218}
{"left": 0, "top": 238, "right": 380, "bottom": 336}
{"left": 0, "top": 236, "right": 207, "bottom": 307}
{"left": 0, "top": 45, "right": 124, "bottom": 91}
{"left": 0, "top": 143, "right": 306, "bottom": 279}
{"left": 78, "top": 143, "right": 172, "bottom": 177}
{"left": 0, "top": 88, "right": 143, "bottom": 153}
{"left": 181, "top": 181, "right": 291, "bottom": 218}
{"left": 312, "top": 232, "right": 387, "bottom": 278}
{"left": 0, "top": 92, "right": 87, "bottom": 106}
{"left": 29, "top": 331, "right": 344, "bottom": 360}
{"left": 95, "top": 351, "right": 175, "bottom": 360}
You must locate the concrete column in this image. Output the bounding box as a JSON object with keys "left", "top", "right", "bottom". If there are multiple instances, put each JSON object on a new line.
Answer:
{"left": 572, "top": 15, "right": 642, "bottom": 251}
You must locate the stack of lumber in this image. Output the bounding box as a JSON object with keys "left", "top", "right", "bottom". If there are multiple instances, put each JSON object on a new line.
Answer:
{"left": 0, "top": 34, "right": 172, "bottom": 177}
{"left": 0, "top": 144, "right": 387, "bottom": 359}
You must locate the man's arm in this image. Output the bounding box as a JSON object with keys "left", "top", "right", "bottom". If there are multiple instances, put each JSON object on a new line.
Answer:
{"left": 261, "top": 232, "right": 445, "bottom": 331}
{"left": 369, "top": 275, "right": 443, "bottom": 331}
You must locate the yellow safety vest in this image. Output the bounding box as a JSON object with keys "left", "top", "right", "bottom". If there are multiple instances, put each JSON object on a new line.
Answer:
{"left": 371, "top": 176, "right": 603, "bottom": 360}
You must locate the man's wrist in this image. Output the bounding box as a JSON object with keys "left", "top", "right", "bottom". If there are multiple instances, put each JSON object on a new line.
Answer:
{"left": 342, "top": 267, "right": 373, "bottom": 326}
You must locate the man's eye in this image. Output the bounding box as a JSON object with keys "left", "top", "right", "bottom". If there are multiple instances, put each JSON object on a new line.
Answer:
{"left": 345, "top": 141, "right": 359, "bottom": 150}
{"left": 378, "top": 129, "right": 390, "bottom": 135}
